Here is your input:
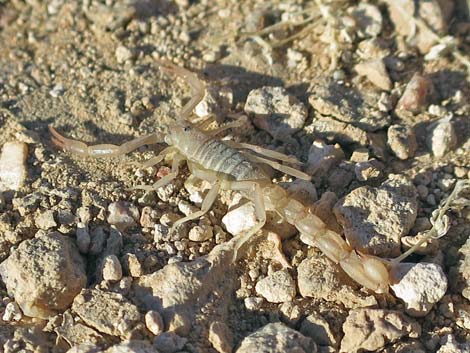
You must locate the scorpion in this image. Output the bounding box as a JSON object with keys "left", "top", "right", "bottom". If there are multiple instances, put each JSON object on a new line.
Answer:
{"left": 50, "top": 60, "right": 432, "bottom": 294}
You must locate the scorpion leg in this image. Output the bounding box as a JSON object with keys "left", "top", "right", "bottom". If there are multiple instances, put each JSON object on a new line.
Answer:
{"left": 229, "top": 182, "right": 267, "bottom": 260}
{"left": 242, "top": 152, "right": 311, "bottom": 181}
{"left": 133, "top": 153, "right": 184, "bottom": 191}
{"left": 132, "top": 146, "right": 177, "bottom": 169}
{"left": 171, "top": 180, "right": 221, "bottom": 231}
{"left": 49, "top": 126, "right": 162, "bottom": 158}
{"left": 224, "top": 140, "right": 303, "bottom": 166}
{"left": 156, "top": 59, "right": 205, "bottom": 121}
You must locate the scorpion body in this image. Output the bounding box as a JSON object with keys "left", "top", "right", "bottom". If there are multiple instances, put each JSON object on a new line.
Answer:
{"left": 50, "top": 60, "right": 425, "bottom": 294}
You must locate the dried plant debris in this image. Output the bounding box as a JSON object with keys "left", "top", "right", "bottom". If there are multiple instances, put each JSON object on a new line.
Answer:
{"left": 0, "top": 0, "right": 470, "bottom": 352}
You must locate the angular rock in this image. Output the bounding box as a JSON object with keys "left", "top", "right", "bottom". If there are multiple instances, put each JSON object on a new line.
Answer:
{"left": 437, "top": 334, "right": 470, "bottom": 353}
{"left": 387, "top": 124, "right": 418, "bottom": 160}
{"left": 340, "top": 309, "right": 421, "bottom": 353}
{"left": 0, "top": 141, "right": 28, "bottom": 192}
{"left": 0, "top": 232, "right": 86, "bottom": 318}
{"left": 309, "top": 80, "right": 391, "bottom": 131}
{"left": 72, "top": 289, "right": 141, "bottom": 338}
{"left": 300, "top": 312, "right": 338, "bottom": 347}
{"left": 236, "top": 322, "right": 317, "bottom": 353}
{"left": 222, "top": 201, "right": 257, "bottom": 236}
{"left": 354, "top": 159, "right": 384, "bottom": 181}
{"left": 297, "top": 254, "right": 377, "bottom": 309}
{"left": 427, "top": 117, "right": 457, "bottom": 157}
{"left": 133, "top": 236, "right": 240, "bottom": 337}
{"left": 102, "top": 254, "right": 123, "bottom": 282}
{"left": 55, "top": 310, "right": 103, "bottom": 347}
{"left": 355, "top": 59, "right": 392, "bottom": 90}
{"left": 255, "top": 269, "right": 296, "bottom": 303}
{"left": 306, "top": 140, "right": 344, "bottom": 176}
{"left": 396, "top": 73, "right": 436, "bottom": 114}
{"left": 391, "top": 262, "right": 448, "bottom": 317}
{"left": 307, "top": 117, "right": 369, "bottom": 146}
{"left": 334, "top": 175, "right": 418, "bottom": 256}
{"left": 245, "top": 86, "right": 308, "bottom": 140}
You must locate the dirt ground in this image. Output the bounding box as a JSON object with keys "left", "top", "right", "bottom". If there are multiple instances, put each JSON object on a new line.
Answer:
{"left": 0, "top": 0, "right": 469, "bottom": 352}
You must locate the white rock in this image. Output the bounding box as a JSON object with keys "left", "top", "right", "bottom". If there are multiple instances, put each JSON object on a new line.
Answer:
{"left": 145, "top": 310, "right": 164, "bottom": 336}
{"left": 255, "top": 269, "right": 296, "bottom": 303}
{"left": 194, "top": 86, "right": 233, "bottom": 119}
{"left": 0, "top": 142, "right": 28, "bottom": 191}
{"left": 2, "top": 301, "right": 23, "bottom": 321}
{"left": 115, "top": 45, "right": 134, "bottom": 64}
{"left": 350, "top": 3, "right": 383, "bottom": 37}
{"left": 102, "top": 255, "right": 123, "bottom": 282}
{"left": 244, "top": 297, "right": 263, "bottom": 311}
{"left": 391, "top": 262, "right": 447, "bottom": 317}
{"left": 222, "top": 201, "right": 257, "bottom": 236}
{"left": 428, "top": 117, "right": 457, "bottom": 157}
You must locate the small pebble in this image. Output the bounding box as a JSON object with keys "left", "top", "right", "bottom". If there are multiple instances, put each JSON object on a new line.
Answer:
{"left": 428, "top": 117, "right": 457, "bottom": 157}
{"left": 387, "top": 124, "right": 418, "bottom": 160}
{"left": 35, "top": 210, "right": 57, "bottom": 230}
{"left": 222, "top": 201, "right": 257, "bottom": 236}
{"left": 188, "top": 225, "right": 213, "bottom": 242}
{"left": 355, "top": 59, "right": 392, "bottom": 90}
{"left": 115, "top": 45, "right": 134, "bottom": 64}
{"left": 244, "top": 297, "right": 263, "bottom": 311}
{"left": 107, "top": 201, "right": 139, "bottom": 231}
{"left": 102, "top": 254, "right": 123, "bottom": 282}
{"left": 145, "top": 310, "right": 164, "bottom": 335}
{"left": 122, "top": 253, "right": 143, "bottom": 277}
{"left": 307, "top": 140, "right": 344, "bottom": 175}
{"left": 2, "top": 301, "right": 23, "bottom": 322}
{"left": 396, "top": 73, "right": 435, "bottom": 113}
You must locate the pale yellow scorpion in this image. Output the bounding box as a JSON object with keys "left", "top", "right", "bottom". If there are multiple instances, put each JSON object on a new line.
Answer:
{"left": 50, "top": 61, "right": 422, "bottom": 294}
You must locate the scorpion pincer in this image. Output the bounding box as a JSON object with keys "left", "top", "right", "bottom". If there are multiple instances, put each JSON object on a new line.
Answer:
{"left": 50, "top": 60, "right": 414, "bottom": 294}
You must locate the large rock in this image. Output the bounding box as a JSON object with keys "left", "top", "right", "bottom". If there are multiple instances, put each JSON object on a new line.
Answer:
{"left": 244, "top": 86, "right": 308, "bottom": 140}
{"left": 255, "top": 269, "right": 296, "bottom": 303}
{"left": 133, "top": 235, "right": 240, "bottom": 337}
{"left": 236, "top": 322, "right": 317, "bottom": 353}
{"left": 334, "top": 175, "right": 418, "bottom": 256}
{"left": 391, "top": 262, "right": 448, "bottom": 317}
{"left": 0, "top": 232, "right": 86, "bottom": 318}
{"left": 309, "top": 80, "right": 391, "bottom": 131}
{"left": 340, "top": 309, "right": 421, "bottom": 353}
{"left": 297, "top": 254, "right": 377, "bottom": 309}
{"left": 72, "top": 289, "right": 141, "bottom": 339}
